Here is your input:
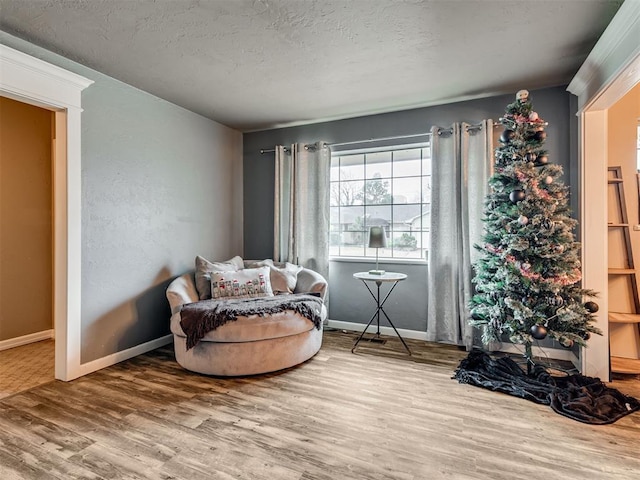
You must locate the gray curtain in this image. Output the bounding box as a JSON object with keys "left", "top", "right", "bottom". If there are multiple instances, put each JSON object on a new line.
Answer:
{"left": 427, "top": 120, "right": 493, "bottom": 348}
{"left": 273, "top": 142, "right": 330, "bottom": 282}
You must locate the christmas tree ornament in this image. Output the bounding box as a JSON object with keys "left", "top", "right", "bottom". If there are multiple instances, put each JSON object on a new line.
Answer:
{"left": 544, "top": 176, "right": 553, "bottom": 185}
{"left": 554, "top": 245, "right": 565, "bottom": 254}
{"left": 516, "top": 90, "right": 529, "bottom": 102}
{"left": 521, "top": 262, "right": 531, "bottom": 271}
{"left": 509, "top": 190, "right": 525, "bottom": 203}
{"left": 560, "top": 338, "right": 574, "bottom": 349}
{"left": 535, "top": 155, "right": 549, "bottom": 166}
{"left": 529, "top": 112, "right": 539, "bottom": 121}
{"left": 518, "top": 215, "right": 529, "bottom": 225}
{"left": 553, "top": 295, "right": 564, "bottom": 306}
{"left": 530, "top": 324, "right": 548, "bottom": 340}
{"left": 500, "top": 129, "right": 515, "bottom": 144}
{"left": 525, "top": 152, "right": 536, "bottom": 162}
{"left": 581, "top": 331, "right": 591, "bottom": 341}
{"left": 584, "top": 301, "right": 599, "bottom": 313}
{"left": 533, "top": 130, "right": 547, "bottom": 142}
{"left": 542, "top": 218, "right": 553, "bottom": 230}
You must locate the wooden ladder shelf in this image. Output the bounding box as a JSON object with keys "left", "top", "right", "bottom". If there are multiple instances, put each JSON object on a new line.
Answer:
{"left": 607, "top": 166, "right": 640, "bottom": 374}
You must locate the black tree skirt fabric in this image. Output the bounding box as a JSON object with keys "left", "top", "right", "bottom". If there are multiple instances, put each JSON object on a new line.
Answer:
{"left": 453, "top": 350, "right": 640, "bottom": 424}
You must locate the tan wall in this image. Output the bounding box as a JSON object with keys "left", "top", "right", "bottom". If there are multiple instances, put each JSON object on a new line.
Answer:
{"left": 0, "top": 97, "right": 53, "bottom": 341}
{"left": 607, "top": 83, "right": 640, "bottom": 357}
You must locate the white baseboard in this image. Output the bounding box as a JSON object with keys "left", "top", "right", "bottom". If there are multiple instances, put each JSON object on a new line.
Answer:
{"left": 0, "top": 329, "right": 54, "bottom": 352}
{"left": 77, "top": 334, "right": 173, "bottom": 377}
{"left": 327, "top": 319, "right": 428, "bottom": 341}
{"left": 327, "top": 319, "right": 576, "bottom": 363}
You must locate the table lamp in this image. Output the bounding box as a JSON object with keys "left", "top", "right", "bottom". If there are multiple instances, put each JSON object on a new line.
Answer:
{"left": 368, "top": 226, "right": 387, "bottom": 275}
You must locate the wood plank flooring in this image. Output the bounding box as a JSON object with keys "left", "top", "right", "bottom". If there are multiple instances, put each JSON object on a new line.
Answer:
{"left": 0, "top": 331, "right": 638, "bottom": 480}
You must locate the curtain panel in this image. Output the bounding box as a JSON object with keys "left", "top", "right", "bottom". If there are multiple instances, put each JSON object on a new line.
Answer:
{"left": 427, "top": 120, "right": 493, "bottom": 348}
{"left": 273, "top": 142, "right": 330, "bottom": 283}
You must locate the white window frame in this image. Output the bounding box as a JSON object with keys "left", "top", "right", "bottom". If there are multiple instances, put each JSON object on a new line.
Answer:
{"left": 329, "top": 141, "right": 431, "bottom": 263}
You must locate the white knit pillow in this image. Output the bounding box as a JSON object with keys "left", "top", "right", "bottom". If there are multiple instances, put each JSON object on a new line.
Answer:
{"left": 210, "top": 266, "right": 274, "bottom": 300}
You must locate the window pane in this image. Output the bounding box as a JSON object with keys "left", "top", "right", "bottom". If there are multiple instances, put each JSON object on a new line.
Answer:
{"left": 421, "top": 176, "right": 432, "bottom": 203}
{"left": 420, "top": 204, "right": 431, "bottom": 230}
{"left": 366, "top": 245, "right": 391, "bottom": 258}
{"left": 330, "top": 157, "right": 340, "bottom": 181}
{"left": 393, "top": 148, "right": 422, "bottom": 177}
{"left": 330, "top": 182, "right": 340, "bottom": 206}
{"left": 364, "top": 177, "right": 392, "bottom": 205}
{"left": 392, "top": 177, "right": 422, "bottom": 203}
{"left": 340, "top": 206, "right": 364, "bottom": 231}
{"left": 422, "top": 150, "right": 432, "bottom": 175}
{"left": 340, "top": 154, "right": 365, "bottom": 180}
{"left": 341, "top": 244, "right": 366, "bottom": 257}
{"left": 330, "top": 206, "right": 340, "bottom": 231}
{"left": 339, "top": 205, "right": 366, "bottom": 254}
{"left": 392, "top": 203, "right": 422, "bottom": 229}
{"left": 365, "top": 151, "right": 392, "bottom": 178}
{"left": 365, "top": 205, "right": 391, "bottom": 228}
{"left": 335, "top": 180, "right": 364, "bottom": 206}
{"left": 391, "top": 230, "right": 421, "bottom": 258}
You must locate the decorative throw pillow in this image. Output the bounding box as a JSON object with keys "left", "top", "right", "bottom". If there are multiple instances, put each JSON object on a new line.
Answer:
{"left": 210, "top": 266, "right": 274, "bottom": 300}
{"left": 247, "top": 259, "right": 303, "bottom": 294}
{"left": 195, "top": 255, "right": 244, "bottom": 300}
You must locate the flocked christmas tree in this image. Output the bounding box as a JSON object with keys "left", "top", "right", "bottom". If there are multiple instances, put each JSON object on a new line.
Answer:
{"left": 470, "top": 90, "right": 601, "bottom": 372}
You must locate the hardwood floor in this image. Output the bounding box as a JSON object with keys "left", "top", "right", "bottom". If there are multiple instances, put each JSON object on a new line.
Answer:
{"left": 0, "top": 331, "right": 638, "bottom": 480}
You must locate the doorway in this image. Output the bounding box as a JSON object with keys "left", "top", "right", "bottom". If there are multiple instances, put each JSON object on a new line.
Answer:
{"left": 0, "top": 97, "right": 55, "bottom": 396}
{"left": 0, "top": 44, "right": 93, "bottom": 381}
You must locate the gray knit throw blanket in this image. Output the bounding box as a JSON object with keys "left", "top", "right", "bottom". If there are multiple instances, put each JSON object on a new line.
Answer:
{"left": 180, "top": 293, "right": 323, "bottom": 350}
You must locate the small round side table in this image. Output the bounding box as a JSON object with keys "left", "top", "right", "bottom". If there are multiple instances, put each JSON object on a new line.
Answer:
{"left": 352, "top": 272, "right": 411, "bottom": 355}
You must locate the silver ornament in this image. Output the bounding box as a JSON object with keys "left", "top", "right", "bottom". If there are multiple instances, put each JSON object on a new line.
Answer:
{"left": 518, "top": 215, "right": 529, "bottom": 225}
{"left": 544, "top": 176, "right": 553, "bottom": 185}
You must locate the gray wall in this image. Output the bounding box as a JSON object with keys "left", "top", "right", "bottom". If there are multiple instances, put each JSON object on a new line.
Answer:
{"left": 1, "top": 32, "right": 243, "bottom": 363}
{"left": 244, "top": 86, "right": 577, "bottom": 331}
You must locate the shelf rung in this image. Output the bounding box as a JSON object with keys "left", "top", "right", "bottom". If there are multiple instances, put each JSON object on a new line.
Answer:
{"left": 608, "top": 268, "right": 636, "bottom": 275}
{"left": 611, "top": 356, "right": 640, "bottom": 374}
{"left": 609, "top": 312, "right": 640, "bottom": 324}
{"left": 607, "top": 223, "right": 629, "bottom": 227}
{"left": 608, "top": 178, "right": 623, "bottom": 183}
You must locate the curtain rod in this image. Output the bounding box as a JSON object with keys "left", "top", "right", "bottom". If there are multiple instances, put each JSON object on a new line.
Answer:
{"left": 329, "top": 132, "right": 432, "bottom": 149}
{"left": 260, "top": 143, "right": 320, "bottom": 154}
{"left": 260, "top": 121, "right": 502, "bottom": 153}
{"left": 260, "top": 132, "right": 430, "bottom": 154}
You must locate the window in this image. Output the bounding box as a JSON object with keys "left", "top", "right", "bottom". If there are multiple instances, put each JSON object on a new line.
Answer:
{"left": 330, "top": 141, "right": 431, "bottom": 260}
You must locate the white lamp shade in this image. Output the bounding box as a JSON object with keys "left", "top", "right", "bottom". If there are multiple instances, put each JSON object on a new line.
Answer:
{"left": 368, "top": 226, "right": 387, "bottom": 248}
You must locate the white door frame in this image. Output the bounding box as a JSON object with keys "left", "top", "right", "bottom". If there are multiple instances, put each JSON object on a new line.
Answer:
{"left": 568, "top": 1, "right": 640, "bottom": 379}
{"left": 0, "top": 44, "right": 93, "bottom": 381}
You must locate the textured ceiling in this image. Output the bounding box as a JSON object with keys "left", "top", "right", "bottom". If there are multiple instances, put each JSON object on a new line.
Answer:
{"left": 0, "top": 0, "right": 622, "bottom": 131}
